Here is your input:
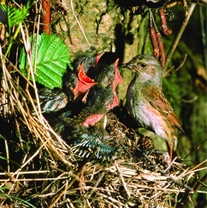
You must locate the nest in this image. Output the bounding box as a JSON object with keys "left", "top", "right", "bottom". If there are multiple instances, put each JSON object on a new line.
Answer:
{"left": 0, "top": 53, "right": 202, "bottom": 208}
{"left": 0, "top": 19, "right": 206, "bottom": 207}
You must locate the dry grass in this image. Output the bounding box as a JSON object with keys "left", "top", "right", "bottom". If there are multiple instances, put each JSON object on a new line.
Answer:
{"left": 0, "top": 1, "right": 206, "bottom": 208}
{"left": 0, "top": 53, "right": 206, "bottom": 206}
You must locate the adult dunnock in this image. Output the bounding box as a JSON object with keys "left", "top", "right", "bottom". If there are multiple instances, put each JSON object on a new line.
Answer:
{"left": 123, "top": 54, "right": 183, "bottom": 160}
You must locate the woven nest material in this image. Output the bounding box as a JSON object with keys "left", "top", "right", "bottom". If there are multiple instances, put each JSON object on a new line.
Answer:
{"left": 0, "top": 76, "right": 196, "bottom": 208}
{"left": 0, "top": 44, "right": 205, "bottom": 208}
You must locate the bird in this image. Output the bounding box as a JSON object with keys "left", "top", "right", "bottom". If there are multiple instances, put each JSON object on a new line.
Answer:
{"left": 122, "top": 54, "right": 183, "bottom": 160}
{"left": 37, "top": 54, "right": 104, "bottom": 114}
{"left": 38, "top": 87, "right": 68, "bottom": 113}
{"left": 63, "top": 53, "right": 104, "bottom": 101}
{"left": 87, "top": 58, "right": 123, "bottom": 112}
{"left": 63, "top": 58, "right": 122, "bottom": 129}
{"left": 54, "top": 59, "right": 123, "bottom": 160}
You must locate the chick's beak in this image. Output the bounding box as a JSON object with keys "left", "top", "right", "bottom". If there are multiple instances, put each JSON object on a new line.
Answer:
{"left": 95, "top": 52, "right": 105, "bottom": 65}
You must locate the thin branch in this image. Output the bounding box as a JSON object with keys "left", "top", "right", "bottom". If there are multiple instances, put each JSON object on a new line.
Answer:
{"left": 199, "top": 6, "right": 207, "bottom": 67}
{"left": 41, "top": 0, "right": 51, "bottom": 34}
{"left": 163, "top": 3, "right": 197, "bottom": 72}
{"left": 69, "top": 0, "right": 91, "bottom": 47}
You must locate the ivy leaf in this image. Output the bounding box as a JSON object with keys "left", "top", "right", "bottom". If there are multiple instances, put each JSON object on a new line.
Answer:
{"left": 19, "top": 33, "right": 72, "bottom": 89}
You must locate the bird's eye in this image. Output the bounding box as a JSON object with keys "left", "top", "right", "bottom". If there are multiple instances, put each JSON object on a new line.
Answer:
{"left": 140, "top": 63, "right": 146, "bottom": 67}
{"left": 87, "top": 61, "right": 93, "bottom": 67}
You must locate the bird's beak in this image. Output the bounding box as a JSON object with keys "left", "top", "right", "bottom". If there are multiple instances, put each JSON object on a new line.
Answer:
{"left": 121, "top": 63, "right": 136, "bottom": 70}
{"left": 121, "top": 63, "right": 127, "bottom": 68}
{"left": 114, "top": 58, "right": 123, "bottom": 85}
{"left": 95, "top": 52, "right": 105, "bottom": 65}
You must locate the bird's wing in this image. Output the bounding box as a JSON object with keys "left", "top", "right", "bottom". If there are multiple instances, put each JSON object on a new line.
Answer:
{"left": 144, "top": 85, "right": 184, "bottom": 132}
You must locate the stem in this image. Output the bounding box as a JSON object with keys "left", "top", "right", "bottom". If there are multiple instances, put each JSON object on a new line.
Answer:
{"left": 199, "top": 6, "right": 207, "bottom": 67}
{"left": 69, "top": 0, "right": 90, "bottom": 47}
{"left": 163, "top": 3, "right": 197, "bottom": 72}
{"left": 41, "top": 0, "right": 50, "bottom": 34}
{"left": 4, "top": 24, "right": 20, "bottom": 57}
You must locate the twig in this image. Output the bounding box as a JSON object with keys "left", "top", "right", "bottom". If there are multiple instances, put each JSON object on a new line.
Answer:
{"left": 199, "top": 6, "right": 207, "bottom": 67}
{"left": 163, "top": 3, "right": 197, "bottom": 73}
{"left": 48, "top": 153, "right": 96, "bottom": 208}
{"left": 163, "top": 54, "right": 187, "bottom": 77}
{"left": 178, "top": 173, "right": 207, "bottom": 208}
{"left": 41, "top": 0, "right": 50, "bottom": 34}
{"left": 183, "top": 139, "right": 207, "bottom": 159}
{"left": 115, "top": 161, "right": 131, "bottom": 198}
{"left": 86, "top": 171, "right": 106, "bottom": 199}
{"left": 69, "top": 0, "right": 90, "bottom": 47}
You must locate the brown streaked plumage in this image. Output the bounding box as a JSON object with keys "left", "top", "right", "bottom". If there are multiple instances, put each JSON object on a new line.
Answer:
{"left": 123, "top": 54, "right": 183, "bottom": 160}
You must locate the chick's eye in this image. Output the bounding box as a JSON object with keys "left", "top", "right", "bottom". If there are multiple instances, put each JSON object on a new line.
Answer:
{"left": 87, "top": 61, "right": 93, "bottom": 67}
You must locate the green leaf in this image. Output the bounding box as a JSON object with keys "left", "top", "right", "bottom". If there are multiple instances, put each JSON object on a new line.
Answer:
{"left": 0, "top": 1, "right": 33, "bottom": 30}
{"left": 19, "top": 33, "right": 72, "bottom": 89}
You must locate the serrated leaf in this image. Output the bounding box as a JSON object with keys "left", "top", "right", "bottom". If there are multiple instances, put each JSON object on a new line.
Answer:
{"left": 8, "top": 6, "right": 28, "bottom": 27}
{"left": 0, "top": 1, "right": 33, "bottom": 30}
{"left": 19, "top": 33, "right": 72, "bottom": 89}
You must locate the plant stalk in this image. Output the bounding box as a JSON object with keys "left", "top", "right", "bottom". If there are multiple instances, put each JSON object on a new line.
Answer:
{"left": 163, "top": 3, "right": 197, "bottom": 72}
